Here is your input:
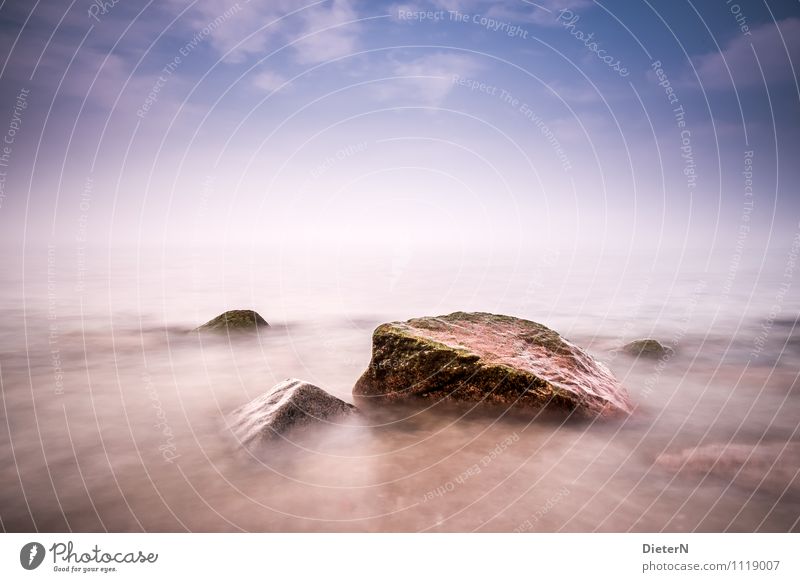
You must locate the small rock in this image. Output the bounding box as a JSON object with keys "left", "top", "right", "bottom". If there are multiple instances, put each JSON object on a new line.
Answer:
{"left": 353, "top": 312, "right": 632, "bottom": 419}
{"left": 229, "top": 379, "right": 356, "bottom": 445}
{"left": 623, "top": 338, "right": 671, "bottom": 358}
{"left": 656, "top": 442, "right": 800, "bottom": 494}
{"left": 196, "top": 310, "right": 269, "bottom": 332}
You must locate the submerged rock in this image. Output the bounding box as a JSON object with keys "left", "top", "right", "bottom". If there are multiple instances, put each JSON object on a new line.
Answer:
{"left": 656, "top": 442, "right": 800, "bottom": 494}
{"left": 353, "top": 312, "right": 632, "bottom": 419}
{"left": 229, "top": 379, "right": 356, "bottom": 445}
{"left": 623, "top": 338, "right": 671, "bottom": 358}
{"left": 196, "top": 310, "right": 269, "bottom": 332}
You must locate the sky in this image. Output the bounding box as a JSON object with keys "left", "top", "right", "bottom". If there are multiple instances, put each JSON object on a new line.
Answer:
{"left": 0, "top": 0, "right": 798, "bottom": 254}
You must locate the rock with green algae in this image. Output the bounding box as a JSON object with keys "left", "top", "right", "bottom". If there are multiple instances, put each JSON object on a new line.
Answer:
{"left": 353, "top": 312, "right": 632, "bottom": 419}
{"left": 623, "top": 338, "right": 671, "bottom": 358}
{"left": 196, "top": 310, "right": 269, "bottom": 332}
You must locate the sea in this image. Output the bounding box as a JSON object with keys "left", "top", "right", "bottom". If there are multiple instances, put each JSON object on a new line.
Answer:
{"left": 1, "top": 243, "right": 798, "bottom": 532}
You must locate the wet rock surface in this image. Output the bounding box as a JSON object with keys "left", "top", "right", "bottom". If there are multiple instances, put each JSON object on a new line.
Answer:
{"left": 196, "top": 310, "right": 269, "bottom": 332}
{"left": 656, "top": 442, "right": 800, "bottom": 494}
{"left": 229, "top": 379, "right": 357, "bottom": 445}
{"left": 623, "top": 338, "right": 671, "bottom": 358}
{"left": 353, "top": 312, "right": 633, "bottom": 419}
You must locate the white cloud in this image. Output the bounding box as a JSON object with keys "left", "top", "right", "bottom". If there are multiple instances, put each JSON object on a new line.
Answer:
{"left": 690, "top": 17, "right": 800, "bottom": 90}
{"left": 292, "top": 0, "right": 362, "bottom": 65}
{"left": 373, "top": 52, "right": 484, "bottom": 106}
{"left": 252, "top": 70, "right": 291, "bottom": 92}
{"left": 172, "top": 0, "right": 362, "bottom": 65}
{"left": 169, "top": 0, "right": 289, "bottom": 63}
{"left": 495, "top": 0, "right": 594, "bottom": 26}
{"left": 412, "top": 0, "right": 594, "bottom": 26}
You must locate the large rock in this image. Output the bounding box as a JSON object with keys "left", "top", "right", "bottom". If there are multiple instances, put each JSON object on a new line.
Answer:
{"left": 196, "top": 309, "right": 269, "bottom": 332}
{"left": 353, "top": 312, "right": 632, "bottom": 418}
{"left": 623, "top": 338, "right": 671, "bottom": 358}
{"left": 656, "top": 442, "right": 800, "bottom": 494}
{"left": 229, "top": 379, "right": 356, "bottom": 445}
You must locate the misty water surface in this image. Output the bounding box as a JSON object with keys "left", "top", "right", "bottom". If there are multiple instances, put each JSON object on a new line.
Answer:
{"left": 1, "top": 246, "right": 798, "bottom": 532}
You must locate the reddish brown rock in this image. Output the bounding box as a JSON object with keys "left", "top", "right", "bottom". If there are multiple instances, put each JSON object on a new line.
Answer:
{"left": 353, "top": 312, "right": 632, "bottom": 419}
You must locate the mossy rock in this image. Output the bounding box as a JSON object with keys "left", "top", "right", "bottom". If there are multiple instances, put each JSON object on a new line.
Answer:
{"left": 623, "top": 339, "right": 671, "bottom": 358}
{"left": 353, "top": 312, "right": 632, "bottom": 419}
{"left": 196, "top": 310, "right": 269, "bottom": 332}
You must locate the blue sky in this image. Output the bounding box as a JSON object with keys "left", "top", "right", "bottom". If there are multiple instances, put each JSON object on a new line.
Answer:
{"left": 0, "top": 0, "right": 798, "bottom": 253}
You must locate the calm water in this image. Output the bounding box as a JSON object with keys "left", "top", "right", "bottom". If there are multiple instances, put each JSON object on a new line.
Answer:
{"left": 1, "top": 245, "right": 798, "bottom": 532}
